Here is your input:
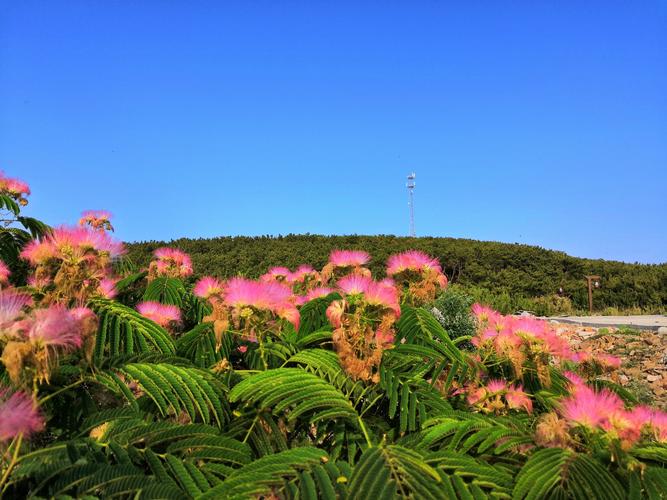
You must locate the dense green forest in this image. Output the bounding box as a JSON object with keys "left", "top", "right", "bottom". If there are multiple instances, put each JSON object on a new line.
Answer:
{"left": 127, "top": 235, "right": 667, "bottom": 314}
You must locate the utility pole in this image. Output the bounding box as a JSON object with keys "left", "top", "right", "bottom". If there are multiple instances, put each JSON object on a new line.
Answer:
{"left": 585, "top": 275, "right": 601, "bottom": 313}
{"left": 406, "top": 172, "right": 416, "bottom": 237}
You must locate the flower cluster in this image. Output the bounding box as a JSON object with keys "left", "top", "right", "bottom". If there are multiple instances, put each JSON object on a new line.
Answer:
{"left": 261, "top": 264, "right": 322, "bottom": 297}
{"left": 471, "top": 305, "right": 573, "bottom": 386}
{"left": 136, "top": 301, "right": 182, "bottom": 330}
{"left": 0, "top": 388, "right": 44, "bottom": 442}
{"left": 0, "top": 171, "right": 30, "bottom": 206}
{"left": 0, "top": 260, "right": 10, "bottom": 286}
{"left": 148, "top": 247, "right": 193, "bottom": 280}
{"left": 321, "top": 250, "right": 371, "bottom": 283}
{"left": 536, "top": 373, "right": 667, "bottom": 451}
{"left": 386, "top": 250, "right": 448, "bottom": 306}
{"left": 79, "top": 210, "right": 114, "bottom": 232}
{"left": 21, "top": 226, "right": 124, "bottom": 304}
{"left": 194, "top": 276, "right": 299, "bottom": 349}
{"left": 0, "top": 292, "right": 97, "bottom": 384}
{"left": 326, "top": 275, "right": 400, "bottom": 383}
{"left": 464, "top": 379, "right": 533, "bottom": 414}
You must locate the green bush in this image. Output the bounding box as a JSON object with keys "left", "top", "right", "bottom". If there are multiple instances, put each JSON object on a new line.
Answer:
{"left": 431, "top": 285, "right": 476, "bottom": 342}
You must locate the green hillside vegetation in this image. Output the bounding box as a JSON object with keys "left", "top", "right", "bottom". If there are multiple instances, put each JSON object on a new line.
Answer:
{"left": 126, "top": 235, "right": 667, "bottom": 315}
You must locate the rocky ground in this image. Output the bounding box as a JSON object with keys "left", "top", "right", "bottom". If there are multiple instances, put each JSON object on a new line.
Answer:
{"left": 552, "top": 322, "right": 667, "bottom": 409}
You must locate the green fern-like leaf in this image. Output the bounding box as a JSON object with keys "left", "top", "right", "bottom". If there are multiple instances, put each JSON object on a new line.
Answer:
{"left": 513, "top": 448, "right": 626, "bottom": 500}
{"left": 90, "top": 299, "right": 175, "bottom": 364}
{"left": 348, "top": 444, "right": 444, "bottom": 499}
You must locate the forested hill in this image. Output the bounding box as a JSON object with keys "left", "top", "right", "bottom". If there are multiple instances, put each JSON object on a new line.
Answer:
{"left": 125, "top": 235, "right": 667, "bottom": 312}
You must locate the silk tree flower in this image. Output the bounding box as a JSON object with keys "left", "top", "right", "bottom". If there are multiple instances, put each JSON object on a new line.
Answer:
{"left": 291, "top": 264, "right": 318, "bottom": 283}
{"left": 97, "top": 278, "right": 118, "bottom": 299}
{"left": 193, "top": 276, "right": 225, "bottom": 300}
{"left": 148, "top": 247, "right": 193, "bottom": 279}
{"left": 0, "top": 389, "right": 44, "bottom": 441}
{"left": 0, "top": 290, "right": 32, "bottom": 328}
{"left": 220, "top": 278, "right": 300, "bottom": 329}
{"left": 505, "top": 384, "right": 533, "bottom": 413}
{"left": 337, "top": 275, "right": 372, "bottom": 295}
{"left": 0, "top": 171, "right": 30, "bottom": 205}
{"left": 0, "top": 260, "right": 10, "bottom": 285}
{"left": 20, "top": 226, "right": 125, "bottom": 265}
{"left": 327, "top": 276, "right": 401, "bottom": 383}
{"left": 560, "top": 385, "right": 624, "bottom": 429}
{"left": 321, "top": 250, "right": 372, "bottom": 283}
{"left": 260, "top": 266, "right": 293, "bottom": 283}
{"left": 385, "top": 251, "right": 447, "bottom": 305}
{"left": 136, "top": 301, "right": 182, "bottom": 329}
{"left": 329, "top": 250, "right": 370, "bottom": 267}
{"left": 79, "top": 210, "right": 114, "bottom": 232}
{"left": 28, "top": 305, "right": 83, "bottom": 349}
{"left": 295, "top": 287, "right": 335, "bottom": 306}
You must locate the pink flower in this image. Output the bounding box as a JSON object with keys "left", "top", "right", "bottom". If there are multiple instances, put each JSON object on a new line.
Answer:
{"left": 151, "top": 247, "right": 193, "bottom": 277}
{"left": 386, "top": 250, "right": 443, "bottom": 276}
{"left": 0, "top": 172, "right": 31, "bottom": 203}
{"left": 598, "top": 354, "right": 622, "bottom": 369}
{"left": 375, "top": 328, "right": 395, "bottom": 345}
{"left": 291, "top": 265, "right": 318, "bottom": 282}
{"left": 0, "top": 389, "right": 44, "bottom": 441}
{"left": 224, "top": 278, "right": 294, "bottom": 314}
{"left": 364, "top": 281, "right": 401, "bottom": 317}
{"left": 337, "top": 275, "right": 372, "bottom": 295}
{"left": 485, "top": 379, "right": 507, "bottom": 394}
{"left": 276, "top": 305, "right": 300, "bottom": 330}
{"left": 560, "top": 386, "right": 624, "bottom": 428}
{"left": 260, "top": 266, "right": 292, "bottom": 283}
{"left": 297, "top": 287, "right": 335, "bottom": 304}
{"left": 0, "top": 260, "right": 10, "bottom": 284}
{"left": 27, "top": 305, "right": 83, "bottom": 349}
{"left": 326, "top": 300, "right": 345, "bottom": 328}
{"left": 505, "top": 384, "right": 533, "bottom": 413}
{"left": 97, "top": 278, "right": 117, "bottom": 299}
{"left": 0, "top": 290, "right": 32, "bottom": 327}
{"left": 136, "top": 301, "right": 181, "bottom": 328}
{"left": 328, "top": 250, "right": 370, "bottom": 267}
{"left": 20, "top": 226, "right": 125, "bottom": 265}
{"left": 193, "top": 276, "right": 225, "bottom": 299}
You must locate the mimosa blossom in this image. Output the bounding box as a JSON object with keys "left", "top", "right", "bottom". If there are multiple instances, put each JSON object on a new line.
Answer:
{"left": 321, "top": 250, "right": 371, "bottom": 283}
{"left": 136, "top": 301, "right": 182, "bottom": 329}
{"left": 0, "top": 171, "right": 30, "bottom": 205}
{"left": 0, "top": 389, "right": 44, "bottom": 441}
{"left": 385, "top": 251, "right": 447, "bottom": 305}
{"left": 193, "top": 276, "right": 225, "bottom": 300}
{"left": 0, "top": 260, "right": 10, "bottom": 285}
{"left": 148, "top": 247, "right": 193, "bottom": 279}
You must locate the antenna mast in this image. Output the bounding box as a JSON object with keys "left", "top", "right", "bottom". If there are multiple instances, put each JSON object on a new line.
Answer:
{"left": 406, "top": 172, "right": 416, "bottom": 237}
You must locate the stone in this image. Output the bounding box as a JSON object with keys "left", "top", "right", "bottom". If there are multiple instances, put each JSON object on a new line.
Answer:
{"left": 646, "top": 374, "right": 662, "bottom": 382}
{"left": 659, "top": 326, "right": 667, "bottom": 335}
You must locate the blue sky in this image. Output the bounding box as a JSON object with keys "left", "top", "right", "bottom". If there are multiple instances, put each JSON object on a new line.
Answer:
{"left": 1, "top": 1, "right": 665, "bottom": 263}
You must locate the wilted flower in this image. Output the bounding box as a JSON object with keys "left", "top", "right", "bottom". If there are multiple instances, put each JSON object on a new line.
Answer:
{"left": 136, "top": 301, "right": 182, "bottom": 329}
{"left": 326, "top": 276, "right": 401, "bottom": 383}
{"left": 0, "top": 389, "right": 44, "bottom": 441}
{"left": 79, "top": 210, "right": 114, "bottom": 231}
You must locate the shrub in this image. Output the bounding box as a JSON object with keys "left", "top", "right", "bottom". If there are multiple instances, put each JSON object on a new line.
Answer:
{"left": 431, "top": 285, "right": 476, "bottom": 343}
